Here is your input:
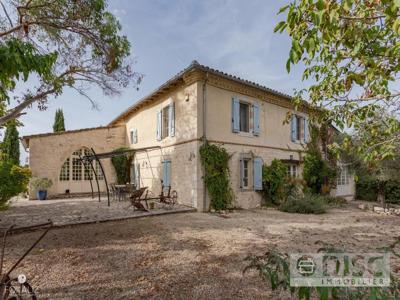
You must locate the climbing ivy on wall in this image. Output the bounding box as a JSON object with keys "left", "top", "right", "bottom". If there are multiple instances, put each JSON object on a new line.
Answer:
{"left": 111, "top": 147, "right": 133, "bottom": 184}
{"left": 199, "top": 142, "right": 234, "bottom": 211}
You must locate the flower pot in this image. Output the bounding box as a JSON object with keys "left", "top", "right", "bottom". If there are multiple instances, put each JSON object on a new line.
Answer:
{"left": 37, "top": 190, "right": 47, "bottom": 200}
{"left": 149, "top": 202, "right": 155, "bottom": 210}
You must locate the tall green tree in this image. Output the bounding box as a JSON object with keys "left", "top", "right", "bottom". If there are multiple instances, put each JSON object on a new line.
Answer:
{"left": 275, "top": 0, "right": 400, "bottom": 162}
{"left": 53, "top": 109, "right": 65, "bottom": 132}
{"left": 0, "top": 0, "right": 142, "bottom": 126}
{"left": 2, "top": 122, "right": 20, "bottom": 165}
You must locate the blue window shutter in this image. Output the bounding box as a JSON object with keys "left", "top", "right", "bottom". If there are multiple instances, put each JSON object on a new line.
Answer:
{"left": 156, "top": 110, "right": 162, "bottom": 141}
{"left": 162, "top": 160, "right": 171, "bottom": 187}
{"left": 304, "top": 117, "right": 309, "bottom": 143}
{"left": 169, "top": 103, "right": 175, "bottom": 137}
{"left": 253, "top": 157, "right": 263, "bottom": 191}
{"left": 232, "top": 97, "right": 240, "bottom": 133}
{"left": 253, "top": 102, "right": 260, "bottom": 136}
{"left": 291, "top": 115, "right": 297, "bottom": 142}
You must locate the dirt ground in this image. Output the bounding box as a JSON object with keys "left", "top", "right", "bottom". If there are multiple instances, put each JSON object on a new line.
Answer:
{"left": 2, "top": 203, "right": 400, "bottom": 299}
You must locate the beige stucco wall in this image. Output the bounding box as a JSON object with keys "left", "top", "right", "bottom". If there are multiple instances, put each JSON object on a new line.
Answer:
{"left": 27, "top": 126, "right": 126, "bottom": 199}
{"left": 124, "top": 82, "right": 201, "bottom": 147}
{"left": 205, "top": 84, "right": 307, "bottom": 151}
{"left": 201, "top": 83, "right": 307, "bottom": 209}
{"left": 132, "top": 140, "right": 203, "bottom": 208}
{"left": 123, "top": 82, "right": 204, "bottom": 210}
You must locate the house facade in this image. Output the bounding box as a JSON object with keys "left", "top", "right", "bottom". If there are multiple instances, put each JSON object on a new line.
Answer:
{"left": 22, "top": 61, "right": 355, "bottom": 210}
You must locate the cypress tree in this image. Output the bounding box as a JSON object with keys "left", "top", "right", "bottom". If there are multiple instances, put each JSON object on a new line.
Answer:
{"left": 2, "top": 122, "right": 20, "bottom": 165}
{"left": 53, "top": 109, "right": 66, "bottom": 132}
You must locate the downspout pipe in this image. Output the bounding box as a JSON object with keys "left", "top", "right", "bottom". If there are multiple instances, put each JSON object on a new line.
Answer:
{"left": 202, "top": 72, "right": 209, "bottom": 212}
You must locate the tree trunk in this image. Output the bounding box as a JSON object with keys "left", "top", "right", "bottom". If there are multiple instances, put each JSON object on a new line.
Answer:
{"left": 377, "top": 181, "right": 387, "bottom": 209}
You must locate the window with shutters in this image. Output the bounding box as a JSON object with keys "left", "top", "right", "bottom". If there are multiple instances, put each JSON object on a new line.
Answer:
{"left": 239, "top": 102, "right": 250, "bottom": 133}
{"left": 232, "top": 98, "right": 259, "bottom": 136}
{"left": 240, "top": 155, "right": 263, "bottom": 191}
{"left": 296, "top": 116, "right": 304, "bottom": 141}
{"left": 242, "top": 159, "right": 250, "bottom": 188}
{"left": 162, "top": 106, "right": 170, "bottom": 139}
{"left": 291, "top": 114, "right": 309, "bottom": 143}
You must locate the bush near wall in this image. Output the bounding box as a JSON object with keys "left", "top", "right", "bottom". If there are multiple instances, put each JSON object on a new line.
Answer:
{"left": 199, "top": 143, "right": 233, "bottom": 211}
{"left": 356, "top": 178, "right": 400, "bottom": 204}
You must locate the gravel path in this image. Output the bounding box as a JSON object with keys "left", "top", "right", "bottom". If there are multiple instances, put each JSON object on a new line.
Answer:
{"left": 0, "top": 197, "right": 194, "bottom": 228}
{"left": 2, "top": 204, "right": 400, "bottom": 299}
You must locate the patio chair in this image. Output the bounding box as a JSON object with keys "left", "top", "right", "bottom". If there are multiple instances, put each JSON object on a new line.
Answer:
{"left": 128, "top": 187, "right": 149, "bottom": 211}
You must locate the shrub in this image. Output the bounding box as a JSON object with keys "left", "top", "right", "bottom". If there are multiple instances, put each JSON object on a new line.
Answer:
{"left": 279, "top": 194, "right": 326, "bottom": 214}
{"left": 356, "top": 178, "right": 400, "bottom": 204}
{"left": 356, "top": 178, "right": 378, "bottom": 201}
{"left": 261, "top": 159, "right": 287, "bottom": 204}
{"left": 30, "top": 177, "right": 53, "bottom": 191}
{"left": 384, "top": 180, "right": 400, "bottom": 204}
{"left": 321, "top": 195, "right": 347, "bottom": 207}
{"left": 199, "top": 143, "right": 233, "bottom": 211}
{"left": 303, "top": 150, "right": 336, "bottom": 194}
{"left": 111, "top": 147, "right": 132, "bottom": 184}
{"left": 0, "top": 159, "right": 31, "bottom": 204}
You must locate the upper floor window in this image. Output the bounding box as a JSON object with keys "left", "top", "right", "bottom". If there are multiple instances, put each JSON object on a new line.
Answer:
{"left": 232, "top": 98, "right": 260, "bottom": 136}
{"left": 162, "top": 106, "right": 170, "bottom": 139}
{"left": 239, "top": 102, "right": 250, "bottom": 133}
{"left": 291, "top": 114, "right": 309, "bottom": 143}
{"left": 157, "top": 102, "right": 175, "bottom": 141}
{"left": 130, "top": 129, "right": 138, "bottom": 144}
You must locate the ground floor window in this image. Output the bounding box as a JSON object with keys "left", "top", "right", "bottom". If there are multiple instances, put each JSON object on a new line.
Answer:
{"left": 239, "top": 155, "right": 263, "bottom": 191}
{"left": 59, "top": 148, "right": 103, "bottom": 182}
{"left": 286, "top": 164, "right": 298, "bottom": 178}
{"left": 242, "top": 158, "right": 250, "bottom": 188}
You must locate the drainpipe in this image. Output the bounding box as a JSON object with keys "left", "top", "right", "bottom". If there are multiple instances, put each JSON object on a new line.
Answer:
{"left": 202, "top": 72, "right": 209, "bottom": 212}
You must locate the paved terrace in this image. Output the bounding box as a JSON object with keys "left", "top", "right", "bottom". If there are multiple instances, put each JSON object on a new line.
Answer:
{"left": 0, "top": 197, "right": 195, "bottom": 228}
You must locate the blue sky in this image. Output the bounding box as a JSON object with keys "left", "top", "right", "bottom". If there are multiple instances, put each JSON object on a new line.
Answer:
{"left": 18, "top": 0, "right": 307, "bottom": 162}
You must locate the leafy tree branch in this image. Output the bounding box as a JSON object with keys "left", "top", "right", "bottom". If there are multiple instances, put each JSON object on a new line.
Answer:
{"left": 0, "top": 0, "right": 142, "bottom": 126}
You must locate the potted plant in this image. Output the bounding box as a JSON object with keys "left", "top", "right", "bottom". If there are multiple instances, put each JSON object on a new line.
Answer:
{"left": 31, "top": 177, "right": 53, "bottom": 200}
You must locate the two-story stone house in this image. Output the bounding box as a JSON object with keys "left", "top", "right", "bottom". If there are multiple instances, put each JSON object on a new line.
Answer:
{"left": 22, "top": 61, "right": 355, "bottom": 210}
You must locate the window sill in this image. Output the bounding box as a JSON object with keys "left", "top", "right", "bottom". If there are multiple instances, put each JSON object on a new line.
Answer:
{"left": 238, "top": 131, "right": 255, "bottom": 138}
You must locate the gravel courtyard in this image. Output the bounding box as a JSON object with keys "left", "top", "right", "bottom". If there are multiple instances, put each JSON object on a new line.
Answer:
{"left": 2, "top": 204, "right": 400, "bottom": 299}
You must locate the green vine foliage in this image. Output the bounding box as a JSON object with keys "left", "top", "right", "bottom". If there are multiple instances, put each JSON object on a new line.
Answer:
{"left": 303, "top": 125, "right": 337, "bottom": 194}
{"left": 262, "top": 159, "right": 288, "bottom": 205}
{"left": 111, "top": 147, "right": 133, "bottom": 184}
{"left": 199, "top": 143, "right": 233, "bottom": 211}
